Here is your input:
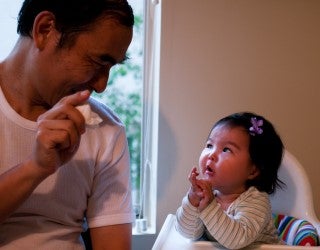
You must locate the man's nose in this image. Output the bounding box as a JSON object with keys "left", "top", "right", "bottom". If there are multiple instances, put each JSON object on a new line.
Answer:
{"left": 91, "top": 70, "right": 110, "bottom": 93}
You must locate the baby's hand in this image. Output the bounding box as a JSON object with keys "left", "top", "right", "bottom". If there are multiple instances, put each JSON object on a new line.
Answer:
{"left": 188, "top": 167, "right": 199, "bottom": 185}
{"left": 187, "top": 167, "right": 204, "bottom": 207}
{"left": 196, "top": 179, "right": 214, "bottom": 212}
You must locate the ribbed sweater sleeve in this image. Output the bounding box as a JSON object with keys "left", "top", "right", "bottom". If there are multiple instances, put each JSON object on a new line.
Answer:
{"left": 175, "top": 187, "right": 276, "bottom": 250}
{"left": 175, "top": 195, "right": 205, "bottom": 240}
{"left": 200, "top": 188, "right": 271, "bottom": 249}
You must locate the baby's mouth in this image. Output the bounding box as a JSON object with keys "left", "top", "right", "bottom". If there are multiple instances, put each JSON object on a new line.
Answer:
{"left": 206, "top": 165, "right": 213, "bottom": 172}
{"left": 205, "top": 165, "right": 214, "bottom": 176}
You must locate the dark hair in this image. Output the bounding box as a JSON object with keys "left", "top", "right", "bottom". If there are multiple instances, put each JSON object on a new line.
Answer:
{"left": 211, "top": 112, "right": 284, "bottom": 194}
{"left": 17, "top": 0, "right": 134, "bottom": 47}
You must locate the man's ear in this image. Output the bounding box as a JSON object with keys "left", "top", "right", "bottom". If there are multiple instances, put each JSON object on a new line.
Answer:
{"left": 32, "top": 11, "right": 57, "bottom": 50}
{"left": 248, "top": 165, "right": 260, "bottom": 180}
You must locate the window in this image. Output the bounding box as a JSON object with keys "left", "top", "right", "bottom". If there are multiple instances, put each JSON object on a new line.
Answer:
{"left": 132, "top": 0, "right": 160, "bottom": 234}
{"left": 0, "top": 0, "right": 160, "bottom": 235}
{"left": 92, "top": 0, "right": 160, "bottom": 234}
{"left": 91, "top": 0, "right": 145, "bottom": 225}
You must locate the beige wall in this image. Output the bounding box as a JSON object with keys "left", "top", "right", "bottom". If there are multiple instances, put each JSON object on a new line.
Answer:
{"left": 134, "top": 0, "right": 320, "bottom": 249}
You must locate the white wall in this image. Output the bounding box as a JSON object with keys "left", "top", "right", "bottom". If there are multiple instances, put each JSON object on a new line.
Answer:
{"left": 133, "top": 0, "right": 320, "bottom": 249}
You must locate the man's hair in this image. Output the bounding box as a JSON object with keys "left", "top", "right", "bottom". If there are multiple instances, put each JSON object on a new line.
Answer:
{"left": 17, "top": 0, "right": 134, "bottom": 47}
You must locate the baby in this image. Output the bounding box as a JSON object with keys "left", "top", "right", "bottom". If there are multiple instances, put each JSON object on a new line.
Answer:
{"left": 175, "top": 112, "right": 284, "bottom": 249}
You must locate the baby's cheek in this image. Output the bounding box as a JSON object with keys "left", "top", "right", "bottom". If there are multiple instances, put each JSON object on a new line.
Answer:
{"left": 198, "top": 158, "right": 206, "bottom": 173}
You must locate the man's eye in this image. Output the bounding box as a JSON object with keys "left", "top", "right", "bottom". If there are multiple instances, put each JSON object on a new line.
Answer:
{"left": 96, "top": 60, "right": 112, "bottom": 68}
{"left": 91, "top": 56, "right": 114, "bottom": 68}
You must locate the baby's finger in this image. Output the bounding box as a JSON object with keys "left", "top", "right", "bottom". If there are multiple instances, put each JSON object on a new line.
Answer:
{"left": 188, "top": 167, "right": 198, "bottom": 180}
{"left": 197, "top": 179, "right": 212, "bottom": 191}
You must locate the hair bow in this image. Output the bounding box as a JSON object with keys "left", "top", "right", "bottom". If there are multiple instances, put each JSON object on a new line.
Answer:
{"left": 249, "top": 117, "right": 263, "bottom": 136}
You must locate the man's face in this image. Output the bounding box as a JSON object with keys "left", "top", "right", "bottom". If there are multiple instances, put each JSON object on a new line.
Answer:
{"left": 34, "top": 18, "right": 133, "bottom": 107}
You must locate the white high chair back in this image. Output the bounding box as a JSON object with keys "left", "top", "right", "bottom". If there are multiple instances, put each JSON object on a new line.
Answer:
{"left": 270, "top": 150, "right": 320, "bottom": 235}
{"left": 152, "top": 150, "right": 320, "bottom": 250}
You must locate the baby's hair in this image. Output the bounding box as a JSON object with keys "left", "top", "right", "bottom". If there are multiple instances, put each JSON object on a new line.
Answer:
{"left": 211, "top": 112, "right": 284, "bottom": 194}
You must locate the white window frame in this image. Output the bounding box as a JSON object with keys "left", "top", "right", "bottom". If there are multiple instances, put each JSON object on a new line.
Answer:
{"left": 133, "top": 0, "right": 161, "bottom": 235}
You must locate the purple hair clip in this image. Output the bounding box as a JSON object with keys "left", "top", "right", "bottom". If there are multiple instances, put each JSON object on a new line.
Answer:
{"left": 249, "top": 117, "right": 263, "bottom": 136}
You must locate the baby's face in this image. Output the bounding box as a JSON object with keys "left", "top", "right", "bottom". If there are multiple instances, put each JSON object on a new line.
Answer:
{"left": 198, "top": 125, "right": 258, "bottom": 194}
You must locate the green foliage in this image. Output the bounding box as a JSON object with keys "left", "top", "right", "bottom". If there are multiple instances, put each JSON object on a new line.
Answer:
{"left": 93, "top": 71, "right": 142, "bottom": 192}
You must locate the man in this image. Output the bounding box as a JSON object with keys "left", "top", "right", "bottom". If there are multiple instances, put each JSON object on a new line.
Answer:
{"left": 0, "top": 0, "right": 134, "bottom": 249}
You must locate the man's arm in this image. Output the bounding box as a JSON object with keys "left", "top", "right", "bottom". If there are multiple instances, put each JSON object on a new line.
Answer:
{"left": 90, "top": 223, "right": 132, "bottom": 250}
{"left": 0, "top": 160, "right": 51, "bottom": 222}
{"left": 0, "top": 91, "right": 90, "bottom": 223}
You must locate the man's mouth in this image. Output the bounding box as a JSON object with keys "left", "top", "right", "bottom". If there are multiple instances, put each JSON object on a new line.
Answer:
{"left": 70, "top": 86, "right": 93, "bottom": 95}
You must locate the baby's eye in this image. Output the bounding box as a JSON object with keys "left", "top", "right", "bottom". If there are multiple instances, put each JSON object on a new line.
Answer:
{"left": 222, "top": 147, "right": 231, "bottom": 153}
{"left": 206, "top": 143, "right": 213, "bottom": 149}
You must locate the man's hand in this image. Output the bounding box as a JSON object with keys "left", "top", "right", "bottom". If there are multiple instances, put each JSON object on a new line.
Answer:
{"left": 32, "top": 90, "right": 90, "bottom": 175}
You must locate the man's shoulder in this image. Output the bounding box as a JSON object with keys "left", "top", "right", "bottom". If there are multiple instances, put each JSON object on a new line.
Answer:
{"left": 88, "top": 97, "right": 124, "bottom": 127}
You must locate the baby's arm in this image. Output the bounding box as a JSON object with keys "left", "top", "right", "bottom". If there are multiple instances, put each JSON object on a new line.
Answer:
{"left": 175, "top": 196, "right": 205, "bottom": 240}
{"left": 200, "top": 189, "right": 271, "bottom": 249}
{"left": 175, "top": 167, "right": 205, "bottom": 239}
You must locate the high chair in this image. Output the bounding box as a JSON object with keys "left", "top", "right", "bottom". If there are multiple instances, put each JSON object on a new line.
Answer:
{"left": 152, "top": 150, "right": 320, "bottom": 250}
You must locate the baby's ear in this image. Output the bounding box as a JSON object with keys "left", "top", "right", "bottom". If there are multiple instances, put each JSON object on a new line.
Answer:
{"left": 248, "top": 165, "right": 260, "bottom": 180}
